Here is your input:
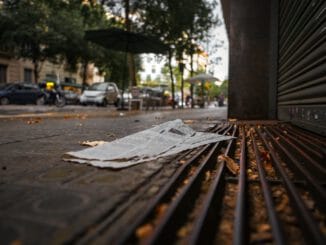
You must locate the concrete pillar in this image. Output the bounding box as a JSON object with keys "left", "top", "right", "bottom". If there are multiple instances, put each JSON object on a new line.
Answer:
{"left": 228, "top": 0, "right": 277, "bottom": 119}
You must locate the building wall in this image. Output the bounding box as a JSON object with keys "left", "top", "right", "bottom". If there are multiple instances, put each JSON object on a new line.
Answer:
{"left": 139, "top": 51, "right": 208, "bottom": 86}
{"left": 0, "top": 55, "right": 102, "bottom": 85}
{"left": 39, "top": 61, "right": 83, "bottom": 84}
{"left": 0, "top": 57, "right": 34, "bottom": 83}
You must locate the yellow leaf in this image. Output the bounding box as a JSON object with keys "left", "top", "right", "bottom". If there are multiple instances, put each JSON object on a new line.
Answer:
{"left": 218, "top": 155, "right": 239, "bottom": 175}
{"left": 135, "top": 223, "right": 154, "bottom": 239}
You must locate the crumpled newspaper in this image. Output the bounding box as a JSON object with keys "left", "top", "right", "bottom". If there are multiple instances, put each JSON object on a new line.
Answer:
{"left": 63, "top": 119, "right": 233, "bottom": 169}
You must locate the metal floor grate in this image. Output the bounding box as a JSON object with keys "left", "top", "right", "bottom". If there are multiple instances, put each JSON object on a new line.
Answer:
{"left": 65, "top": 121, "right": 325, "bottom": 245}
{"left": 111, "top": 121, "right": 326, "bottom": 245}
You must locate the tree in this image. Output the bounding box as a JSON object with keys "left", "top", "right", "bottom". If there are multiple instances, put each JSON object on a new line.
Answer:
{"left": 219, "top": 80, "right": 228, "bottom": 96}
{"left": 61, "top": 0, "right": 110, "bottom": 89}
{"left": 0, "top": 0, "right": 120, "bottom": 87}
{"left": 0, "top": 0, "right": 61, "bottom": 83}
{"left": 136, "top": 0, "right": 218, "bottom": 108}
{"left": 95, "top": 49, "right": 142, "bottom": 89}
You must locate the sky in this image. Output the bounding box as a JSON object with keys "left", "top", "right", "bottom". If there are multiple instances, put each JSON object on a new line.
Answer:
{"left": 205, "top": 0, "right": 229, "bottom": 81}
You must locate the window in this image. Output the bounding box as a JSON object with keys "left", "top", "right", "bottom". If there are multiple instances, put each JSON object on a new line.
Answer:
{"left": 0, "top": 64, "right": 7, "bottom": 83}
{"left": 24, "top": 68, "right": 33, "bottom": 83}
{"left": 107, "top": 85, "right": 114, "bottom": 91}
{"left": 65, "top": 77, "right": 76, "bottom": 83}
{"left": 152, "top": 66, "right": 156, "bottom": 74}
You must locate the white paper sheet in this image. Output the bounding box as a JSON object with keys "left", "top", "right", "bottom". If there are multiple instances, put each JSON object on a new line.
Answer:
{"left": 63, "top": 119, "right": 233, "bottom": 168}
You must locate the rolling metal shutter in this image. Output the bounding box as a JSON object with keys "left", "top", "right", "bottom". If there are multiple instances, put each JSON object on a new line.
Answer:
{"left": 277, "top": 0, "right": 326, "bottom": 136}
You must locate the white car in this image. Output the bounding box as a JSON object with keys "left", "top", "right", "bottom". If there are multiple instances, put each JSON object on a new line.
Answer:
{"left": 80, "top": 82, "right": 120, "bottom": 106}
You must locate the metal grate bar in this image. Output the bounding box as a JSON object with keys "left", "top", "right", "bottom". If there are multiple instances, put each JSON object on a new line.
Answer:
{"left": 257, "top": 127, "right": 325, "bottom": 244}
{"left": 233, "top": 126, "right": 247, "bottom": 245}
{"left": 145, "top": 129, "right": 231, "bottom": 244}
{"left": 188, "top": 125, "right": 237, "bottom": 245}
{"left": 250, "top": 128, "right": 286, "bottom": 245}
{"left": 69, "top": 122, "right": 325, "bottom": 245}
{"left": 115, "top": 124, "right": 233, "bottom": 245}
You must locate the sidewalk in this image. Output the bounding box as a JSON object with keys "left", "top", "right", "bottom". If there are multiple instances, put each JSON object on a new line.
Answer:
{"left": 0, "top": 107, "right": 227, "bottom": 244}
{"left": 0, "top": 104, "right": 189, "bottom": 119}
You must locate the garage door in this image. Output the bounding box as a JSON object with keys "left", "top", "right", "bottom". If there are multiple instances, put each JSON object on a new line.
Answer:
{"left": 277, "top": 0, "right": 326, "bottom": 135}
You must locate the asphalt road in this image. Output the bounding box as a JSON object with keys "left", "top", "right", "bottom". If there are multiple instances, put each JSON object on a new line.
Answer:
{"left": 0, "top": 105, "right": 227, "bottom": 244}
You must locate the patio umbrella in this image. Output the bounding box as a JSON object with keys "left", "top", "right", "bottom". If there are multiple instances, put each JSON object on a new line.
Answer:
{"left": 85, "top": 28, "right": 169, "bottom": 109}
{"left": 84, "top": 28, "right": 169, "bottom": 54}
{"left": 187, "top": 73, "right": 220, "bottom": 84}
{"left": 187, "top": 73, "right": 220, "bottom": 108}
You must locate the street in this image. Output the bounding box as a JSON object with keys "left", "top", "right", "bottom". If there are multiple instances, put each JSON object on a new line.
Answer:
{"left": 0, "top": 105, "right": 227, "bottom": 244}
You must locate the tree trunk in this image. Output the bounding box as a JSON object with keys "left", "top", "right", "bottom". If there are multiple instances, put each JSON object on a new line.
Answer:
{"left": 190, "top": 51, "right": 194, "bottom": 108}
{"left": 33, "top": 60, "right": 39, "bottom": 84}
{"left": 124, "top": 0, "right": 137, "bottom": 87}
{"left": 128, "top": 53, "right": 137, "bottom": 87}
{"left": 179, "top": 62, "right": 184, "bottom": 109}
{"left": 82, "top": 60, "right": 88, "bottom": 91}
{"left": 168, "top": 50, "right": 175, "bottom": 109}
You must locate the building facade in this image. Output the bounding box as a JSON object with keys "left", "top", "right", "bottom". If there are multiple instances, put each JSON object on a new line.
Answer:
{"left": 139, "top": 49, "right": 209, "bottom": 85}
{"left": 0, "top": 52, "right": 103, "bottom": 85}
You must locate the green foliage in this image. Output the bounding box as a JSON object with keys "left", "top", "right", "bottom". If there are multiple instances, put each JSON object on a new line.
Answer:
{"left": 192, "top": 79, "right": 228, "bottom": 100}
{"left": 137, "top": 0, "right": 218, "bottom": 57}
{"left": 0, "top": 0, "right": 219, "bottom": 88}
{"left": 219, "top": 80, "right": 228, "bottom": 96}
{"left": 94, "top": 50, "right": 142, "bottom": 89}
{"left": 1, "top": 1, "right": 55, "bottom": 60}
{"left": 0, "top": 0, "right": 128, "bottom": 85}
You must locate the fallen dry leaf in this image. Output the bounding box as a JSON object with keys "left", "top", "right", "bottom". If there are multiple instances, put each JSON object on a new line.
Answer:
{"left": 184, "top": 120, "right": 194, "bottom": 124}
{"left": 10, "top": 240, "right": 22, "bottom": 245}
{"left": 205, "top": 171, "right": 211, "bottom": 182}
{"left": 64, "top": 114, "right": 88, "bottom": 120}
{"left": 276, "top": 196, "right": 289, "bottom": 212}
{"left": 304, "top": 199, "right": 315, "bottom": 210}
{"left": 177, "top": 224, "right": 192, "bottom": 238}
{"left": 135, "top": 223, "right": 154, "bottom": 239}
{"left": 261, "top": 151, "right": 270, "bottom": 162}
{"left": 80, "top": 140, "right": 107, "bottom": 147}
{"left": 264, "top": 161, "right": 273, "bottom": 170}
{"left": 179, "top": 159, "right": 187, "bottom": 164}
{"left": 251, "top": 232, "right": 273, "bottom": 243}
{"left": 218, "top": 155, "right": 239, "bottom": 175}
{"left": 257, "top": 223, "right": 271, "bottom": 232}
{"left": 249, "top": 174, "right": 259, "bottom": 180}
{"left": 156, "top": 204, "right": 168, "bottom": 220}
{"left": 26, "top": 117, "right": 42, "bottom": 124}
{"left": 64, "top": 115, "right": 73, "bottom": 120}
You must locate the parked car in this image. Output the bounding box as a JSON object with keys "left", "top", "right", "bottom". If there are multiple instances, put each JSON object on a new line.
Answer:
{"left": 0, "top": 83, "right": 46, "bottom": 105}
{"left": 79, "top": 82, "right": 120, "bottom": 106}
{"left": 60, "top": 83, "right": 82, "bottom": 105}
{"left": 139, "top": 87, "right": 164, "bottom": 110}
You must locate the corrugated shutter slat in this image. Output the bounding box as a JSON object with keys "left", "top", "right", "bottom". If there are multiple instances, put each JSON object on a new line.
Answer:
{"left": 277, "top": 0, "right": 326, "bottom": 135}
